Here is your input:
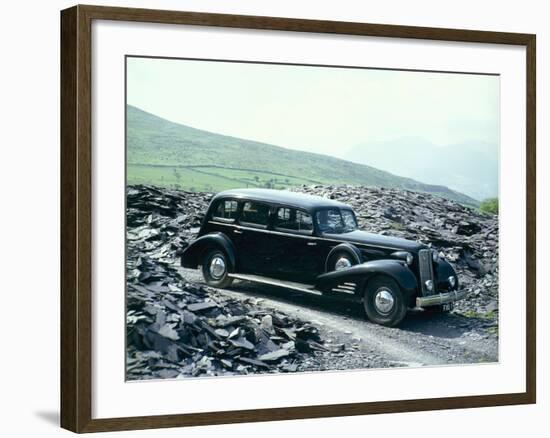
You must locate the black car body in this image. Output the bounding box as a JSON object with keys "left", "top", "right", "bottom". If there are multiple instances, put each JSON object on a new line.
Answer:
{"left": 181, "top": 188, "right": 466, "bottom": 326}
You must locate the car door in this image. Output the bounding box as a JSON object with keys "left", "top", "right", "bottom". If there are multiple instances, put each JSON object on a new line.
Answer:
{"left": 313, "top": 208, "right": 348, "bottom": 269}
{"left": 269, "top": 207, "right": 321, "bottom": 283}
{"left": 235, "top": 200, "right": 273, "bottom": 275}
{"left": 207, "top": 198, "right": 241, "bottom": 247}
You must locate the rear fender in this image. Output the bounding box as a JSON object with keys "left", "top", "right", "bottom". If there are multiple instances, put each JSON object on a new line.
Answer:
{"left": 315, "top": 259, "right": 418, "bottom": 300}
{"left": 180, "top": 233, "right": 236, "bottom": 271}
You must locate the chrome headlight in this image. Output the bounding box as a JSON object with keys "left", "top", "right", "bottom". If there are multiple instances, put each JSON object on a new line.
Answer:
{"left": 425, "top": 280, "right": 434, "bottom": 291}
{"left": 432, "top": 249, "right": 439, "bottom": 262}
{"left": 391, "top": 251, "right": 413, "bottom": 265}
{"left": 448, "top": 275, "right": 457, "bottom": 288}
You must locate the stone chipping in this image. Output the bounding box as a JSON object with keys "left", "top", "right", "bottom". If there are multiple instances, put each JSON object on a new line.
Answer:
{"left": 126, "top": 184, "right": 499, "bottom": 379}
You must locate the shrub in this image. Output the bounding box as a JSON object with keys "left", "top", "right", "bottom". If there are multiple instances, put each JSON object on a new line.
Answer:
{"left": 480, "top": 197, "right": 498, "bottom": 215}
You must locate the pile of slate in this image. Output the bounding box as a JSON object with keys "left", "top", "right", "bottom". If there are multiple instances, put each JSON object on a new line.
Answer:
{"left": 295, "top": 185, "right": 499, "bottom": 316}
{"left": 127, "top": 185, "right": 209, "bottom": 264}
{"left": 126, "top": 183, "right": 500, "bottom": 379}
{"left": 126, "top": 185, "right": 334, "bottom": 379}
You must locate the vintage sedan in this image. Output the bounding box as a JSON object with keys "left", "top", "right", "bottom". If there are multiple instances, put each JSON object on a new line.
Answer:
{"left": 181, "top": 188, "right": 466, "bottom": 326}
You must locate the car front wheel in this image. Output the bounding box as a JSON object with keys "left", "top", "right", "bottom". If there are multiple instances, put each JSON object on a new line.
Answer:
{"left": 363, "top": 276, "right": 407, "bottom": 327}
{"left": 201, "top": 249, "right": 233, "bottom": 288}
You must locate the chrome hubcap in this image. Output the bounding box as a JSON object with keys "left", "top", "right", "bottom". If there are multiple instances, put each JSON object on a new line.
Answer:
{"left": 335, "top": 257, "right": 352, "bottom": 271}
{"left": 209, "top": 255, "right": 226, "bottom": 279}
{"left": 374, "top": 288, "right": 395, "bottom": 314}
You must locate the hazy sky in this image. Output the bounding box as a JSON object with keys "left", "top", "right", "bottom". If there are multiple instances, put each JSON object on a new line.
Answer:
{"left": 127, "top": 57, "right": 499, "bottom": 158}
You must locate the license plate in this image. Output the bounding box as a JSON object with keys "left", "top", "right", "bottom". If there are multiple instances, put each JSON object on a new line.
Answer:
{"left": 442, "top": 303, "right": 454, "bottom": 311}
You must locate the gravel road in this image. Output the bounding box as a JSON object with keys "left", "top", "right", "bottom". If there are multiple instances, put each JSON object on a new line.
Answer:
{"left": 179, "top": 266, "right": 499, "bottom": 369}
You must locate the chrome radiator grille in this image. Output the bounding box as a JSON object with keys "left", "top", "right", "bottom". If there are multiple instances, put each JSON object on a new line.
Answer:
{"left": 418, "top": 249, "right": 435, "bottom": 296}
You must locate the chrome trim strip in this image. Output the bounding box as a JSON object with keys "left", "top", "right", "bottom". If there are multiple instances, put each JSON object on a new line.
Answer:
{"left": 207, "top": 220, "right": 404, "bottom": 251}
{"left": 416, "top": 289, "right": 467, "bottom": 307}
{"left": 227, "top": 273, "right": 323, "bottom": 296}
{"left": 337, "top": 284, "right": 355, "bottom": 291}
{"left": 332, "top": 288, "right": 355, "bottom": 295}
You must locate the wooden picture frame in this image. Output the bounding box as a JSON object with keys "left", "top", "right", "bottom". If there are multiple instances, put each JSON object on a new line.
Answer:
{"left": 60, "top": 4, "right": 536, "bottom": 433}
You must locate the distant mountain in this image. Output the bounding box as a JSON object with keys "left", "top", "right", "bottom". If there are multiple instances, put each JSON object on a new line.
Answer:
{"left": 126, "top": 105, "right": 478, "bottom": 206}
{"left": 345, "top": 137, "right": 498, "bottom": 201}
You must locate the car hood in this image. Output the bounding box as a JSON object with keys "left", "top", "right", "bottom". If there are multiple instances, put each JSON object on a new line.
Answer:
{"left": 323, "top": 230, "right": 426, "bottom": 252}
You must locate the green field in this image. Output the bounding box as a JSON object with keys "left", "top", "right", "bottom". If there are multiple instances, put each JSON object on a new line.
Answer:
{"left": 127, "top": 164, "right": 322, "bottom": 192}
{"left": 126, "top": 105, "right": 478, "bottom": 206}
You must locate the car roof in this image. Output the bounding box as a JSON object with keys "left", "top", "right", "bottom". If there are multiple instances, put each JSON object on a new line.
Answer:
{"left": 212, "top": 188, "right": 351, "bottom": 211}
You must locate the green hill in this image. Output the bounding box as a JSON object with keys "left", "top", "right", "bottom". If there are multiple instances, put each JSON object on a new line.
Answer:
{"left": 126, "top": 105, "right": 478, "bottom": 206}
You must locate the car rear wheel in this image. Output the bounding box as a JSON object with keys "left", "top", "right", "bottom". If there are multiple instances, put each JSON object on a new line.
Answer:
{"left": 201, "top": 249, "right": 233, "bottom": 288}
{"left": 363, "top": 276, "right": 407, "bottom": 327}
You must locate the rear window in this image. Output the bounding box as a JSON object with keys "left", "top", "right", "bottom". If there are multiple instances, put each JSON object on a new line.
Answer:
{"left": 240, "top": 201, "right": 270, "bottom": 227}
{"left": 275, "top": 207, "right": 313, "bottom": 233}
{"left": 212, "top": 200, "right": 239, "bottom": 222}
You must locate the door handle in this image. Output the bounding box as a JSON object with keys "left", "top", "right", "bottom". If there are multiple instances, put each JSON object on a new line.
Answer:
{"left": 307, "top": 241, "right": 317, "bottom": 246}
{"left": 233, "top": 229, "right": 243, "bottom": 234}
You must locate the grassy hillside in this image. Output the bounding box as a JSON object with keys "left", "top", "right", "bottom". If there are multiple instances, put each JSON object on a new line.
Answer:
{"left": 126, "top": 105, "right": 478, "bottom": 206}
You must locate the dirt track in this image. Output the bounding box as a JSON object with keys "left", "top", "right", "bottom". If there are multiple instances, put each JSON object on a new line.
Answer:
{"left": 180, "top": 267, "right": 499, "bottom": 369}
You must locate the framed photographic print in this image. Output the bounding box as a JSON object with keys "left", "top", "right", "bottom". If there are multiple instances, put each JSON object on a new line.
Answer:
{"left": 60, "top": 4, "right": 536, "bottom": 433}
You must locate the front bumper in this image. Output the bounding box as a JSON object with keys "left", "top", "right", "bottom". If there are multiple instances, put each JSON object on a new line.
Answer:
{"left": 416, "top": 289, "right": 467, "bottom": 307}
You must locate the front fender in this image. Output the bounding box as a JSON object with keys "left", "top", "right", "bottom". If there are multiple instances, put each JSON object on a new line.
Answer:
{"left": 315, "top": 259, "right": 418, "bottom": 300}
{"left": 435, "top": 258, "right": 459, "bottom": 290}
{"left": 180, "top": 233, "right": 236, "bottom": 271}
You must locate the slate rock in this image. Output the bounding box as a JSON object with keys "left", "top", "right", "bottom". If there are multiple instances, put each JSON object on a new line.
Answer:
{"left": 258, "top": 349, "right": 290, "bottom": 362}
{"left": 229, "top": 337, "right": 255, "bottom": 350}
{"left": 125, "top": 183, "right": 499, "bottom": 380}
{"left": 187, "top": 301, "right": 218, "bottom": 312}
{"left": 157, "top": 323, "right": 180, "bottom": 341}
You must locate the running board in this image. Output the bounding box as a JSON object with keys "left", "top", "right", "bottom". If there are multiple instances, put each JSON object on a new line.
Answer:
{"left": 228, "top": 273, "right": 323, "bottom": 296}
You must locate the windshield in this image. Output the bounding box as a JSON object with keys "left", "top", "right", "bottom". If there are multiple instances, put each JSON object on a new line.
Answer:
{"left": 315, "top": 208, "right": 358, "bottom": 234}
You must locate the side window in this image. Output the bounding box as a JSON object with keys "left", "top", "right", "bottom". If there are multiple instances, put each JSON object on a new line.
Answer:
{"left": 296, "top": 211, "right": 313, "bottom": 232}
{"left": 276, "top": 207, "right": 292, "bottom": 226}
{"left": 275, "top": 207, "right": 313, "bottom": 233}
{"left": 240, "top": 201, "right": 270, "bottom": 227}
{"left": 212, "top": 200, "right": 239, "bottom": 222}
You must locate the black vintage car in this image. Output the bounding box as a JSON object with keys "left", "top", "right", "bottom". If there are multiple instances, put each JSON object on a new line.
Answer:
{"left": 181, "top": 188, "right": 466, "bottom": 326}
